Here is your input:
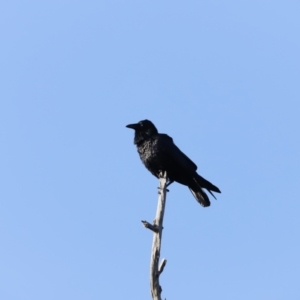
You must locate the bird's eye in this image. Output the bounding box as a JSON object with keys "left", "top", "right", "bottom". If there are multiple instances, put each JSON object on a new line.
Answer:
{"left": 139, "top": 122, "right": 143, "bottom": 127}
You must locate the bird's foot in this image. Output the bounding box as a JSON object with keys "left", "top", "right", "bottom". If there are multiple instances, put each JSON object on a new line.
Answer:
{"left": 157, "top": 186, "right": 169, "bottom": 194}
{"left": 157, "top": 187, "right": 169, "bottom": 193}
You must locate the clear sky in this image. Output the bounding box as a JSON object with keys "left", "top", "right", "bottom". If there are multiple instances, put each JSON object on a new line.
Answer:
{"left": 1, "top": 1, "right": 300, "bottom": 299}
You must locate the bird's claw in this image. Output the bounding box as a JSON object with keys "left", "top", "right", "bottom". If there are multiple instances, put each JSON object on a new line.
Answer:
{"left": 157, "top": 187, "right": 169, "bottom": 193}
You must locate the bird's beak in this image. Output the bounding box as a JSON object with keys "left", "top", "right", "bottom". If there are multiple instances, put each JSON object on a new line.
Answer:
{"left": 126, "top": 123, "right": 139, "bottom": 130}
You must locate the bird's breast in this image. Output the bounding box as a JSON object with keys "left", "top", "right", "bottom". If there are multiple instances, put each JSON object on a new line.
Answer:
{"left": 137, "top": 139, "right": 163, "bottom": 177}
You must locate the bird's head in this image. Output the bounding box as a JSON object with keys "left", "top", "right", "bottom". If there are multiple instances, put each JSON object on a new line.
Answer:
{"left": 126, "top": 119, "right": 158, "bottom": 144}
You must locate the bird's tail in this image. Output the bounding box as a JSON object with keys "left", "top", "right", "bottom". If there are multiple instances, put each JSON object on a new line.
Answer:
{"left": 189, "top": 186, "right": 211, "bottom": 207}
{"left": 189, "top": 174, "right": 221, "bottom": 207}
{"left": 195, "top": 174, "right": 221, "bottom": 194}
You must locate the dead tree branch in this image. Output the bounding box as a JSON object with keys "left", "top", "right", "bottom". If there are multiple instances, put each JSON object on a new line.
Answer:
{"left": 141, "top": 171, "right": 168, "bottom": 300}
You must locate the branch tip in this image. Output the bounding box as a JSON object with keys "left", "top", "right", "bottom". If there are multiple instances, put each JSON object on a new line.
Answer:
{"left": 158, "top": 259, "right": 167, "bottom": 275}
{"left": 141, "top": 220, "right": 159, "bottom": 233}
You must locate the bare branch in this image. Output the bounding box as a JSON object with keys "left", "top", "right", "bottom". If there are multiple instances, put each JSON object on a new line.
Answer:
{"left": 148, "top": 171, "right": 168, "bottom": 300}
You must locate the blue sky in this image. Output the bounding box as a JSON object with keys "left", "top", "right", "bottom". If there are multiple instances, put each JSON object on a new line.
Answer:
{"left": 1, "top": 1, "right": 300, "bottom": 299}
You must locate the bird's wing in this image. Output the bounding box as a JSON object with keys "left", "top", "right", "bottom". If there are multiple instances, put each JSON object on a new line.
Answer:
{"left": 157, "top": 134, "right": 198, "bottom": 171}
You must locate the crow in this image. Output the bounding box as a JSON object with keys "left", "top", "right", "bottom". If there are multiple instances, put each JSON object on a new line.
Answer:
{"left": 126, "top": 119, "right": 221, "bottom": 207}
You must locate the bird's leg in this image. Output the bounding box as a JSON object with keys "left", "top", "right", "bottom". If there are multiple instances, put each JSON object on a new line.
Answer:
{"left": 157, "top": 172, "right": 170, "bottom": 193}
{"left": 157, "top": 171, "right": 170, "bottom": 193}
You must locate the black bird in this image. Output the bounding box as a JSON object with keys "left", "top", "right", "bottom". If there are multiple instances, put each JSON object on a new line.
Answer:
{"left": 126, "top": 120, "right": 221, "bottom": 207}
